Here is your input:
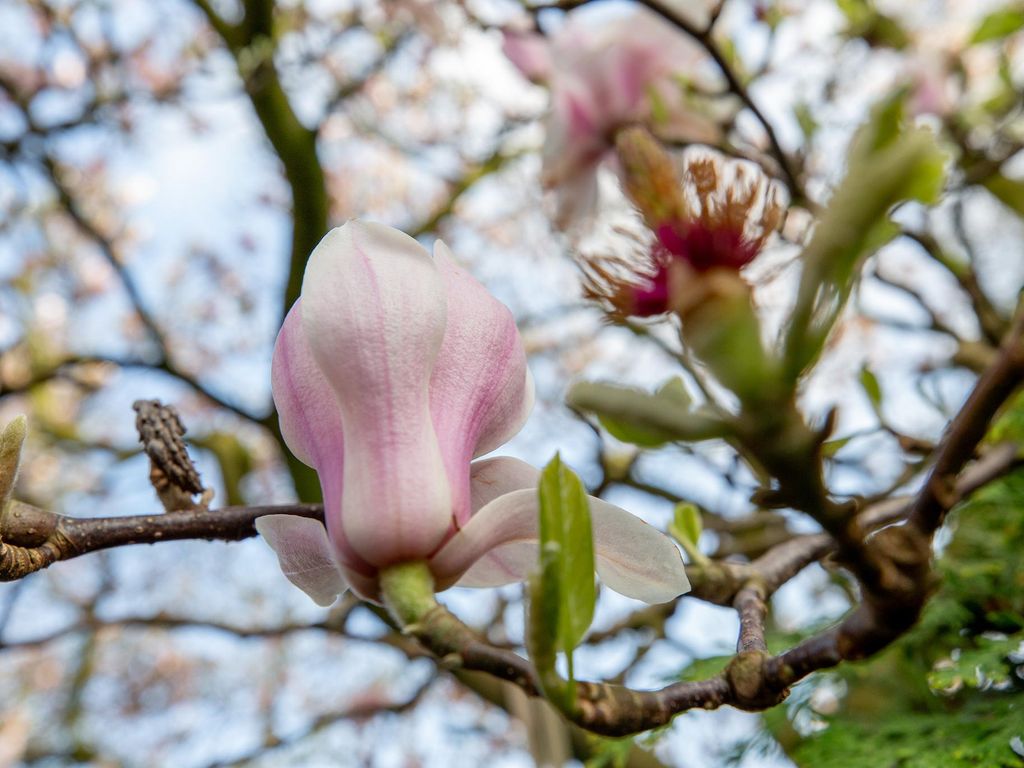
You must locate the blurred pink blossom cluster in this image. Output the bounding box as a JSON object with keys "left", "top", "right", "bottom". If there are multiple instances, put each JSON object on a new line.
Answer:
{"left": 503, "top": 6, "right": 722, "bottom": 226}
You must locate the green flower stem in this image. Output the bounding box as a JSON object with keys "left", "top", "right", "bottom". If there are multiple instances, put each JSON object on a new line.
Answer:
{"left": 379, "top": 561, "right": 437, "bottom": 627}
{"left": 668, "top": 524, "right": 711, "bottom": 567}
{"left": 0, "top": 416, "right": 27, "bottom": 509}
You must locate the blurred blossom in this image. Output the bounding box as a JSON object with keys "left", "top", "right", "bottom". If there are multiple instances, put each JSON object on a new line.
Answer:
{"left": 0, "top": 709, "right": 31, "bottom": 766}
{"left": 582, "top": 150, "right": 784, "bottom": 318}
{"left": 384, "top": 0, "right": 450, "bottom": 44}
{"left": 76, "top": 252, "right": 115, "bottom": 295}
{"left": 908, "top": 59, "right": 957, "bottom": 118}
{"left": 258, "top": 220, "right": 690, "bottom": 604}
{"left": 34, "top": 292, "right": 67, "bottom": 330}
{"left": 50, "top": 48, "right": 86, "bottom": 89}
{"left": 503, "top": 6, "right": 722, "bottom": 228}
{"left": 117, "top": 172, "right": 158, "bottom": 207}
{"left": 902, "top": 6, "right": 1008, "bottom": 119}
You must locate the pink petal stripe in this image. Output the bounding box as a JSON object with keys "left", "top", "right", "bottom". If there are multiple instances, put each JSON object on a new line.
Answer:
{"left": 430, "top": 243, "right": 534, "bottom": 525}
{"left": 301, "top": 221, "right": 453, "bottom": 566}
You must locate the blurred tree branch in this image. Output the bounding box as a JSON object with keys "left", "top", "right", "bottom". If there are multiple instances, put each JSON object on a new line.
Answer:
{"left": 190, "top": 0, "right": 327, "bottom": 322}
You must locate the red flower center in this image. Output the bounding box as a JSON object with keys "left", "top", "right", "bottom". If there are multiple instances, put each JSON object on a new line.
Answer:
{"left": 656, "top": 221, "right": 759, "bottom": 272}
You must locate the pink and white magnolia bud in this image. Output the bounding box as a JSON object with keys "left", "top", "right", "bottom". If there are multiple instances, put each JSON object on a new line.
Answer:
{"left": 258, "top": 221, "right": 690, "bottom": 604}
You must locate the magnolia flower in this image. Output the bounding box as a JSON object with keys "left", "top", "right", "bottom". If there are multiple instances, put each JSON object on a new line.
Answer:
{"left": 503, "top": 6, "right": 722, "bottom": 226}
{"left": 582, "top": 151, "right": 784, "bottom": 318}
{"left": 258, "top": 220, "right": 690, "bottom": 604}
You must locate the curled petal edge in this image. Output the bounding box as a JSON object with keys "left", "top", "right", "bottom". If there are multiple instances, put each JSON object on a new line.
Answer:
{"left": 256, "top": 514, "right": 348, "bottom": 607}
{"left": 433, "top": 482, "right": 690, "bottom": 604}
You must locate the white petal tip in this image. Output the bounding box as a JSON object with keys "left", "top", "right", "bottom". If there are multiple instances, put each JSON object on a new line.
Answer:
{"left": 256, "top": 514, "right": 347, "bottom": 607}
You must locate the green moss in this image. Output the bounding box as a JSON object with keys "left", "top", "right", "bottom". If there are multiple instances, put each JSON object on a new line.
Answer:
{"left": 763, "top": 464, "right": 1024, "bottom": 766}
{"left": 788, "top": 696, "right": 1024, "bottom": 768}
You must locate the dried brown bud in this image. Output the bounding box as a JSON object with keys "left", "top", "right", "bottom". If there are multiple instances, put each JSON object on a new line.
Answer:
{"left": 614, "top": 126, "right": 687, "bottom": 227}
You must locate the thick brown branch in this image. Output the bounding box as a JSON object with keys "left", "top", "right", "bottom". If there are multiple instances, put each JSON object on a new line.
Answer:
{"left": 734, "top": 580, "right": 768, "bottom": 653}
{"left": 1, "top": 433, "right": 1018, "bottom": 735}
{"left": 908, "top": 305, "right": 1024, "bottom": 534}
{"left": 0, "top": 501, "right": 322, "bottom": 581}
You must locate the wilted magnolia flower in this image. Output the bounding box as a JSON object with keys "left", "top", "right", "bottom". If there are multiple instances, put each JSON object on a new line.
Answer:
{"left": 503, "top": 6, "right": 722, "bottom": 226}
{"left": 582, "top": 151, "right": 785, "bottom": 319}
{"left": 258, "top": 220, "right": 690, "bottom": 604}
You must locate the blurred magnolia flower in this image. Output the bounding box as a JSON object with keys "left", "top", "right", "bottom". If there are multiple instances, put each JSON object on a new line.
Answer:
{"left": 258, "top": 220, "right": 690, "bottom": 604}
{"left": 908, "top": 51, "right": 958, "bottom": 117}
{"left": 503, "top": 6, "right": 722, "bottom": 227}
{"left": 582, "top": 149, "right": 784, "bottom": 318}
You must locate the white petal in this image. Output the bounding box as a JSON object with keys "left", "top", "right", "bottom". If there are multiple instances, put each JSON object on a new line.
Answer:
{"left": 468, "top": 456, "right": 540, "bottom": 511}
{"left": 256, "top": 514, "right": 347, "bottom": 607}
{"left": 589, "top": 498, "right": 690, "bottom": 602}
{"left": 432, "top": 479, "right": 690, "bottom": 603}
{"left": 271, "top": 301, "right": 345, "bottom": 471}
{"left": 301, "top": 221, "right": 453, "bottom": 566}
{"left": 430, "top": 243, "right": 534, "bottom": 525}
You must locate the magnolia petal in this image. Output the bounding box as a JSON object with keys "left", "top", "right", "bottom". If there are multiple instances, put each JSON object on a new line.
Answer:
{"left": 543, "top": 86, "right": 606, "bottom": 193}
{"left": 502, "top": 30, "right": 552, "bottom": 83}
{"left": 432, "top": 484, "right": 690, "bottom": 603}
{"left": 271, "top": 301, "right": 344, "bottom": 471}
{"left": 535, "top": 5, "right": 714, "bottom": 229}
{"left": 271, "top": 302, "right": 379, "bottom": 580}
{"left": 468, "top": 456, "right": 539, "bottom": 511}
{"left": 301, "top": 221, "right": 453, "bottom": 566}
{"left": 433, "top": 242, "right": 534, "bottom": 459}
{"left": 431, "top": 243, "right": 534, "bottom": 524}
{"left": 255, "top": 514, "right": 347, "bottom": 607}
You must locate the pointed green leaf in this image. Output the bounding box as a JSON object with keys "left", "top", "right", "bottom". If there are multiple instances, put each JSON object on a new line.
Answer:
{"left": 569, "top": 379, "right": 727, "bottom": 448}
{"left": 821, "top": 433, "right": 857, "bottom": 458}
{"left": 646, "top": 82, "right": 669, "bottom": 126}
{"left": 682, "top": 281, "right": 783, "bottom": 404}
{"left": 795, "top": 102, "right": 819, "bottom": 141}
{"left": 784, "top": 93, "right": 948, "bottom": 379}
{"left": 672, "top": 502, "right": 703, "bottom": 548}
{"left": 537, "top": 454, "right": 596, "bottom": 682}
{"left": 669, "top": 502, "right": 708, "bottom": 565}
{"left": 859, "top": 366, "right": 883, "bottom": 413}
{"left": 970, "top": 7, "right": 1024, "bottom": 44}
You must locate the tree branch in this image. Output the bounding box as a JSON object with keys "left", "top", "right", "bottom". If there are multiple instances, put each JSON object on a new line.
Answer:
{"left": 0, "top": 500, "right": 322, "bottom": 581}
{"left": 908, "top": 302, "right": 1024, "bottom": 534}
{"left": 636, "top": 0, "right": 806, "bottom": 202}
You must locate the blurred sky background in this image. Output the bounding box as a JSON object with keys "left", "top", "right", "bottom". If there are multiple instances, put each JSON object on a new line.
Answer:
{"left": 1, "top": 0, "right": 1023, "bottom": 765}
